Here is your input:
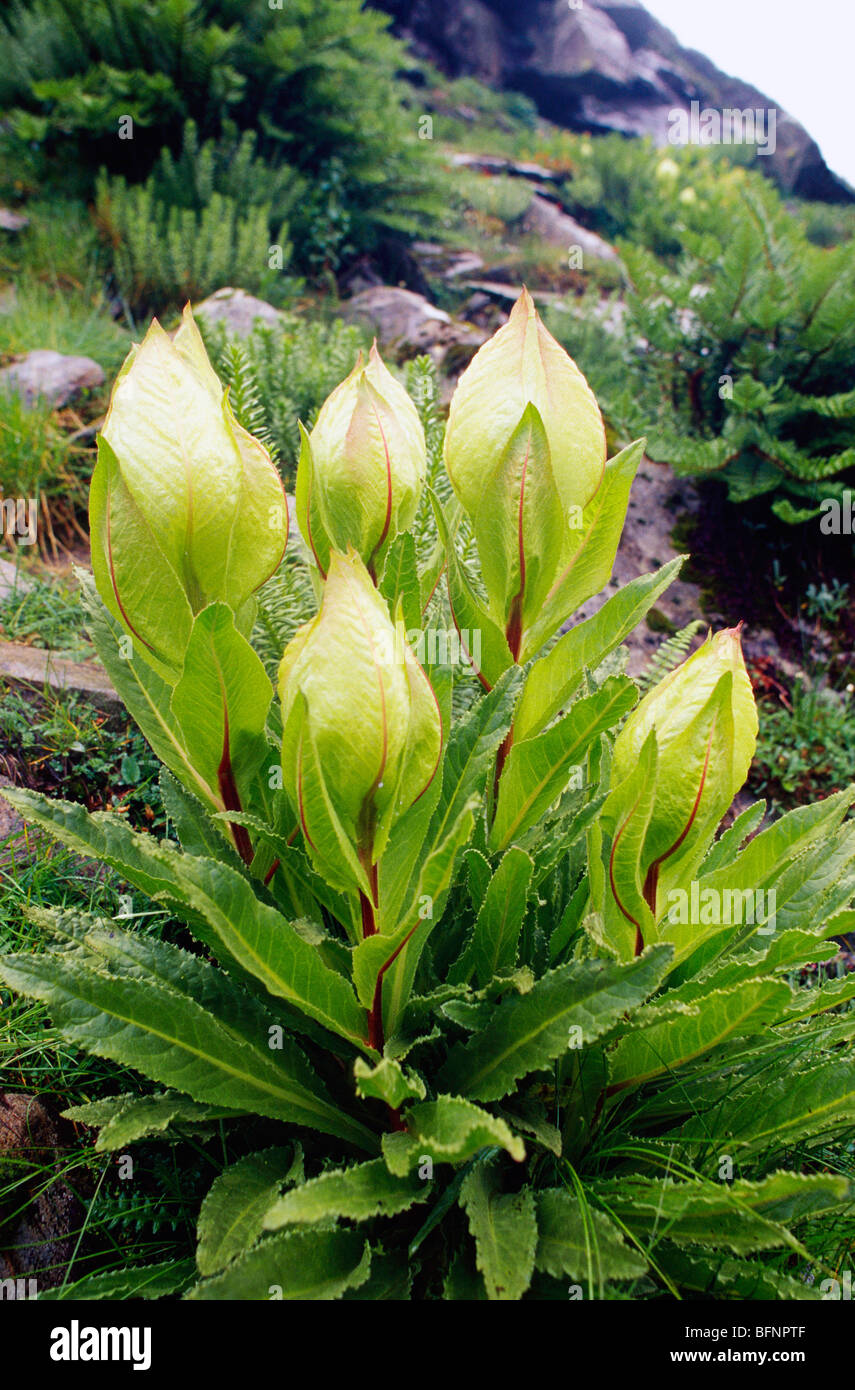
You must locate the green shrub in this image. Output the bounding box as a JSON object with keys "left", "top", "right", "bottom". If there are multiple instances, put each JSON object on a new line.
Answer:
{"left": 96, "top": 170, "right": 285, "bottom": 318}
{"left": 0, "top": 0, "right": 447, "bottom": 273}
{"left": 619, "top": 184, "right": 855, "bottom": 521}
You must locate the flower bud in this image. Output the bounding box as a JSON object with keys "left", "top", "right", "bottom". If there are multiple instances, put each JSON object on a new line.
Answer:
{"left": 90, "top": 306, "right": 288, "bottom": 677}
{"left": 442, "top": 288, "right": 606, "bottom": 658}
{"left": 278, "top": 548, "right": 442, "bottom": 889}
{"left": 611, "top": 626, "right": 758, "bottom": 911}
{"left": 296, "top": 344, "right": 426, "bottom": 581}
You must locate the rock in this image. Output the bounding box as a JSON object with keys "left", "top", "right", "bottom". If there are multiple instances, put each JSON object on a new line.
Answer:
{"left": 0, "top": 558, "right": 33, "bottom": 601}
{"left": 412, "top": 242, "right": 485, "bottom": 279}
{"left": 193, "top": 287, "right": 283, "bottom": 338}
{"left": 450, "top": 152, "right": 559, "bottom": 184}
{"left": 522, "top": 195, "right": 619, "bottom": 260}
{"left": 341, "top": 286, "right": 486, "bottom": 366}
{"left": 0, "top": 208, "right": 29, "bottom": 232}
{"left": 0, "top": 350, "right": 105, "bottom": 408}
{"left": 0, "top": 1093, "right": 91, "bottom": 1292}
{"left": 378, "top": 0, "right": 853, "bottom": 203}
{"left": 0, "top": 641, "right": 120, "bottom": 708}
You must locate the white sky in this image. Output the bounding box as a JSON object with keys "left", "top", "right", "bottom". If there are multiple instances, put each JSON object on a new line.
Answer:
{"left": 642, "top": 0, "right": 855, "bottom": 189}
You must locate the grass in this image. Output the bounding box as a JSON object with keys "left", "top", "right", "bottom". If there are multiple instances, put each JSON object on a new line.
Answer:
{"left": 0, "top": 276, "right": 131, "bottom": 376}
{"left": 0, "top": 390, "right": 68, "bottom": 500}
{"left": 0, "top": 573, "right": 90, "bottom": 654}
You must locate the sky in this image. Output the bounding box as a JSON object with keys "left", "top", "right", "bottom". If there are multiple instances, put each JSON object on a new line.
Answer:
{"left": 642, "top": 0, "right": 855, "bottom": 189}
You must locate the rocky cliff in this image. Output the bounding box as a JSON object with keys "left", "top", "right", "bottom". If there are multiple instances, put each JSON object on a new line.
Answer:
{"left": 374, "top": 0, "right": 852, "bottom": 202}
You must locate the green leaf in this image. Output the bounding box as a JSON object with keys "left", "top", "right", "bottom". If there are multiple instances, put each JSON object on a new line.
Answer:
{"left": 515, "top": 557, "right": 684, "bottom": 742}
{"left": 170, "top": 601, "right": 274, "bottom": 820}
{"left": 80, "top": 575, "right": 217, "bottom": 807}
{"left": 38, "top": 1260, "right": 196, "bottom": 1301}
{"left": 197, "top": 1148, "right": 301, "bottom": 1276}
{"left": 591, "top": 1172, "right": 850, "bottom": 1254}
{"left": 343, "top": 1250, "right": 411, "bottom": 1300}
{"left": 491, "top": 675, "right": 637, "bottom": 851}
{"left": 429, "top": 488, "right": 514, "bottom": 688}
{"left": 0, "top": 789, "right": 368, "bottom": 1049}
{"left": 593, "top": 730, "right": 658, "bottom": 961}
{"left": 657, "top": 1248, "right": 823, "bottom": 1300}
{"left": 186, "top": 1229, "right": 370, "bottom": 1300}
{"left": 459, "top": 1161, "right": 537, "bottom": 1301}
{"left": 519, "top": 439, "right": 643, "bottom": 661}
{"left": 439, "top": 946, "right": 672, "bottom": 1102}
{"left": 159, "top": 769, "right": 246, "bottom": 869}
{"left": 379, "top": 531, "right": 421, "bottom": 634}
{"left": 607, "top": 979, "right": 793, "bottom": 1090}
{"left": 456, "top": 847, "right": 534, "bottom": 988}
{"left": 63, "top": 1091, "right": 239, "bottom": 1151}
{"left": 0, "top": 931, "right": 375, "bottom": 1151}
{"left": 673, "top": 1060, "right": 855, "bottom": 1155}
{"left": 535, "top": 1189, "right": 646, "bottom": 1284}
{"left": 381, "top": 1096, "right": 525, "bottom": 1175}
{"left": 263, "top": 1158, "right": 429, "bottom": 1229}
{"left": 353, "top": 1056, "right": 426, "bottom": 1108}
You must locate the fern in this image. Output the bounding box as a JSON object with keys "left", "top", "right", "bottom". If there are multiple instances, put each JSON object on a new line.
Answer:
{"left": 220, "top": 339, "right": 280, "bottom": 465}
{"left": 637, "top": 620, "right": 705, "bottom": 695}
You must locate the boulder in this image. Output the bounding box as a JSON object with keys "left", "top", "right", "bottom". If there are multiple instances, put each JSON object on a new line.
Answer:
{"left": 376, "top": 0, "right": 853, "bottom": 203}
{"left": 522, "top": 195, "right": 619, "bottom": 261}
{"left": 341, "top": 286, "right": 485, "bottom": 365}
{"left": 0, "top": 208, "right": 29, "bottom": 232}
{"left": 193, "top": 287, "right": 283, "bottom": 338}
{"left": 0, "top": 350, "right": 105, "bottom": 408}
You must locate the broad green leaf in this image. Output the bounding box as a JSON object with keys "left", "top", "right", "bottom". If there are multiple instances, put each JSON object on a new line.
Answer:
{"left": 170, "top": 602, "right": 274, "bottom": 821}
{"left": 607, "top": 979, "right": 793, "bottom": 1090}
{"left": 514, "top": 557, "right": 683, "bottom": 742}
{"left": 186, "top": 1229, "right": 370, "bottom": 1300}
{"left": 429, "top": 489, "right": 514, "bottom": 688}
{"left": 491, "top": 675, "right": 637, "bottom": 850}
{"left": 673, "top": 1060, "right": 855, "bottom": 1155}
{"left": 595, "top": 731, "right": 658, "bottom": 961}
{"left": 0, "top": 789, "right": 368, "bottom": 1049}
{"left": 352, "top": 793, "right": 475, "bottom": 1014}
{"left": 658, "top": 1248, "right": 823, "bottom": 1301}
{"left": 381, "top": 1096, "right": 525, "bottom": 1175}
{"left": 379, "top": 531, "right": 421, "bottom": 634}
{"left": 263, "top": 1158, "right": 429, "bottom": 1229}
{"left": 80, "top": 575, "right": 219, "bottom": 807}
{"left": 439, "top": 946, "right": 672, "bottom": 1102}
{"left": 0, "top": 935, "right": 374, "bottom": 1152}
{"left": 520, "top": 439, "right": 643, "bottom": 661}
{"left": 353, "top": 1057, "right": 426, "bottom": 1108}
{"left": 38, "top": 1260, "right": 196, "bottom": 1301}
{"left": 455, "top": 847, "right": 533, "bottom": 988}
{"left": 535, "top": 1189, "right": 646, "bottom": 1284}
{"left": 197, "top": 1148, "right": 302, "bottom": 1276}
{"left": 89, "top": 435, "right": 194, "bottom": 682}
{"left": 459, "top": 1161, "right": 537, "bottom": 1301}
{"left": 591, "top": 1172, "right": 850, "bottom": 1254}
{"left": 159, "top": 769, "right": 246, "bottom": 869}
{"left": 63, "top": 1091, "right": 239, "bottom": 1151}
{"left": 343, "top": 1250, "right": 411, "bottom": 1300}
